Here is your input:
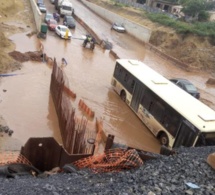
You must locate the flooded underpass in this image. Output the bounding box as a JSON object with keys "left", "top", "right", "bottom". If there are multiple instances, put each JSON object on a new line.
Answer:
{"left": 0, "top": 27, "right": 161, "bottom": 154}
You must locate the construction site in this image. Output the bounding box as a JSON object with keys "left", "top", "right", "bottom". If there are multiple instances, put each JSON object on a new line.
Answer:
{"left": 0, "top": 0, "right": 215, "bottom": 194}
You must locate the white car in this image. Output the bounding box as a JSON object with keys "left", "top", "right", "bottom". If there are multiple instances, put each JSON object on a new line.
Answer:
{"left": 111, "top": 23, "right": 126, "bottom": 33}
{"left": 55, "top": 25, "right": 72, "bottom": 39}
{"left": 38, "top": 3, "right": 46, "bottom": 13}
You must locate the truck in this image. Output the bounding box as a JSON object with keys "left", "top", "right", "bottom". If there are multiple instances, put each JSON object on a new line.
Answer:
{"left": 54, "top": 0, "right": 74, "bottom": 16}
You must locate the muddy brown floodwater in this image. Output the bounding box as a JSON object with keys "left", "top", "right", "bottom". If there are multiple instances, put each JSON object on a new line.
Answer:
{"left": 1, "top": 0, "right": 215, "bottom": 154}
{"left": 0, "top": 26, "right": 161, "bottom": 154}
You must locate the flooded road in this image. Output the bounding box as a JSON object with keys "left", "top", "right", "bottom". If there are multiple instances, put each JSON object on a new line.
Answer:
{"left": 1, "top": 0, "right": 215, "bottom": 154}
{"left": 0, "top": 28, "right": 161, "bottom": 153}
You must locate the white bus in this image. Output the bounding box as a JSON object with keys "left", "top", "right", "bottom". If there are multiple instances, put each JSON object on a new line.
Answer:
{"left": 111, "top": 59, "right": 215, "bottom": 148}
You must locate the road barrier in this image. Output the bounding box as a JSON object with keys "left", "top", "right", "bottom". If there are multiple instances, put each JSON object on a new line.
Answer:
{"left": 73, "top": 13, "right": 102, "bottom": 45}
{"left": 29, "top": 0, "right": 42, "bottom": 32}
{"left": 78, "top": 99, "right": 95, "bottom": 119}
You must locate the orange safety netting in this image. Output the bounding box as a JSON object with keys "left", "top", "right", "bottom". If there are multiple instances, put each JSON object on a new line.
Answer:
{"left": 0, "top": 151, "right": 32, "bottom": 166}
{"left": 73, "top": 148, "right": 143, "bottom": 173}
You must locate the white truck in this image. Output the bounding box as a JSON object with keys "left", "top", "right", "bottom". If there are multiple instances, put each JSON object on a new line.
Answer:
{"left": 55, "top": 0, "right": 74, "bottom": 16}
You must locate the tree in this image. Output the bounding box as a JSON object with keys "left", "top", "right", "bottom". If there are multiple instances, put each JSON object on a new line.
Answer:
{"left": 164, "top": 0, "right": 180, "bottom": 3}
{"left": 181, "top": 0, "right": 208, "bottom": 21}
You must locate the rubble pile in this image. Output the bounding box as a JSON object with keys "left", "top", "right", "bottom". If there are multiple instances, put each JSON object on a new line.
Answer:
{"left": 9, "top": 51, "right": 43, "bottom": 63}
{"left": 0, "top": 146, "right": 215, "bottom": 194}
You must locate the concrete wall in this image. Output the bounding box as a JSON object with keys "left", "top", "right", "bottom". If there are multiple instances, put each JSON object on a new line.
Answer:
{"left": 80, "top": 0, "right": 152, "bottom": 43}
{"left": 29, "top": 0, "right": 42, "bottom": 32}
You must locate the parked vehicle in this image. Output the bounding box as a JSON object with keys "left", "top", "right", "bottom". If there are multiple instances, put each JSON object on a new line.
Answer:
{"left": 50, "top": 0, "right": 55, "bottom": 4}
{"left": 55, "top": 0, "right": 74, "bottom": 16}
{"left": 47, "top": 19, "right": 58, "bottom": 31}
{"left": 37, "top": 23, "right": 48, "bottom": 39}
{"left": 55, "top": 25, "right": 72, "bottom": 39}
{"left": 37, "top": 0, "right": 44, "bottom": 6}
{"left": 44, "top": 13, "right": 54, "bottom": 23}
{"left": 111, "top": 23, "right": 126, "bottom": 33}
{"left": 53, "top": 13, "right": 60, "bottom": 23}
{"left": 170, "top": 78, "right": 200, "bottom": 99}
{"left": 63, "top": 15, "right": 76, "bottom": 29}
{"left": 38, "top": 3, "right": 47, "bottom": 13}
{"left": 59, "top": 0, "right": 74, "bottom": 16}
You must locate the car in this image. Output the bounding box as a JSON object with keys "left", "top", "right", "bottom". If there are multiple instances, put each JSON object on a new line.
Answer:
{"left": 37, "top": 0, "right": 44, "bottom": 6}
{"left": 53, "top": 12, "right": 60, "bottom": 23}
{"left": 47, "top": 19, "right": 58, "bottom": 31}
{"left": 44, "top": 13, "right": 54, "bottom": 23}
{"left": 111, "top": 23, "right": 126, "bottom": 33}
{"left": 50, "top": 0, "right": 55, "bottom": 4}
{"left": 38, "top": 3, "right": 47, "bottom": 13}
{"left": 55, "top": 25, "right": 72, "bottom": 39}
{"left": 63, "top": 15, "right": 76, "bottom": 29}
{"left": 170, "top": 78, "right": 200, "bottom": 99}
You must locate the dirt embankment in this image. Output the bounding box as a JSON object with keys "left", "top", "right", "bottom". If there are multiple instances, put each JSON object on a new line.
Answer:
{"left": 89, "top": 0, "right": 215, "bottom": 75}
{"left": 0, "top": 0, "right": 36, "bottom": 73}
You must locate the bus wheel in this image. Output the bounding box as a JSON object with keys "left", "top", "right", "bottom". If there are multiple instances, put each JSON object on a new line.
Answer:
{"left": 120, "top": 91, "right": 126, "bottom": 102}
{"left": 159, "top": 133, "right": 169, "bottom": 146}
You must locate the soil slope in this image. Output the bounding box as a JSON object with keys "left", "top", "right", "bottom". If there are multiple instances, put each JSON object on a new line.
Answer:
{"left": 0, "top": 0, "right": 35, "bottom": 73}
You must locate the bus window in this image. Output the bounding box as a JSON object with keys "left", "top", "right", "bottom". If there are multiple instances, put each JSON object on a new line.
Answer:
{"left": 151, "top": 101, "right": 165, "bottom": 122}
{"left": 174, "top": 121, "right": 197, "bottom": 147}
{"left": 124, "top": 73, "right": 128, "bottom": 82}
{"left": 142, "top": 94, "right": 152, "bottom": 111}
{"left": 162, "top": 110, "right": 180, "bottom": 137}
{"left": 141, "top": 90, "right": 156, "bottom": 111}
{"left": 131, "top": 80, "right": 135, "bottom": 90}
{"left": 119, "top": 68, "right": 123, "bottom": 76}
{"left": 114, "top": 64, "right": 120, "bottom": 77}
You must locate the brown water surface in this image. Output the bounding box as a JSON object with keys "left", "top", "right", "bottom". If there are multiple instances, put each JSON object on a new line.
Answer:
{"left": 1, "top": 1, "right": 215, "bottom": 154}
{"left": 0, "top": 30, "right": 161, "bottom": 153}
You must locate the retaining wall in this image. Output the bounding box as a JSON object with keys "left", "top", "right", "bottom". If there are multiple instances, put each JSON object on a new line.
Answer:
{"left": 29, "top": 0, "right": 42, "bottom": 32}
{"left": 80, "top": 0, "right": 152, "bottom": 43}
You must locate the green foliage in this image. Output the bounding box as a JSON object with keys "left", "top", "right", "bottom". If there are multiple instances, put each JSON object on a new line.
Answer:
{"left": 182, "top": 0, "right": 207, "bottom": 17}
{"left": 193, "top": 22, "right": 215, "bottom": 36}
{"left": 113, "top": 2, "right": 124, "bottom": 7}
{"left": 198, "top": 10, "right": 210, "bottom": 22}
{"left": 164, "top": 0, "right": 180, "bottom": 3}
{"left": 111, "top": 0, "right": 128, "bottom": 7}
{"left": 147, "top": 13, "right": 177, "bottom": 27}
{"left": 146, "top": 12, "right": 215, "bottom": 37}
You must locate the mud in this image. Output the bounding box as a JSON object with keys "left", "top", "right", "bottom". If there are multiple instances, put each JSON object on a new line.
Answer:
{"left": 9, "top": 51, "right": 43, "bottom": 63}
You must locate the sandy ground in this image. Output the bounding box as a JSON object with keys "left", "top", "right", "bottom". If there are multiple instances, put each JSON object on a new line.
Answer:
{"left": 0, "top": 0, "right": 38, "bottom": 130}
{"left": 0, "top": 0, "right": 36, "bottom": 74}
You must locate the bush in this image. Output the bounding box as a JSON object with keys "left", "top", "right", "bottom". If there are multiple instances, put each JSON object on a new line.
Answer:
{"left": 146, "top": 12, "right": 215, "bottom": 37}
{"left": 198, "top": 11, "right": 210, "bottom": 22}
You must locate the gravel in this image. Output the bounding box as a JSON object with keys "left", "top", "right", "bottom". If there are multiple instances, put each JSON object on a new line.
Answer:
{"left": 0, "top": 146, "right": 215, "bottom": 195}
